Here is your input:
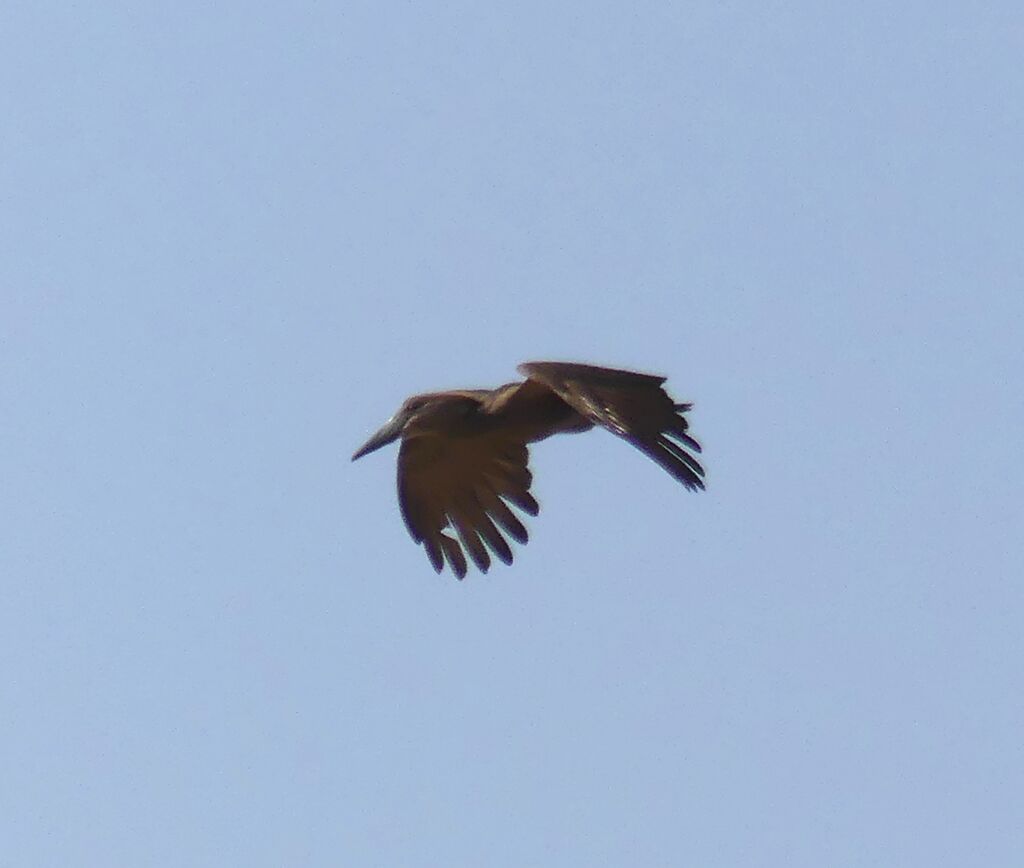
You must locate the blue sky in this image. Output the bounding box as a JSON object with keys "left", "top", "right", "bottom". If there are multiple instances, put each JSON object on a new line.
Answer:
{"left": 3, "top": 2, "right": 1022, "bottom": 865}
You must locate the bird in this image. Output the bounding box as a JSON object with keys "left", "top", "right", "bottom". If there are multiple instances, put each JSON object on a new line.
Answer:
{"left": 352, "top": 361, "right": 704, "bottom": 579}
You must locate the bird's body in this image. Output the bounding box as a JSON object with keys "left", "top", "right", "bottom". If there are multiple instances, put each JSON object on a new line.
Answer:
{"left": 352, "top": 362, "right": 704, "bottom": 579}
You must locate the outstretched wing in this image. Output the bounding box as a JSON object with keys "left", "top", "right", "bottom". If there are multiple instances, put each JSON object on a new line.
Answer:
{"left": 397, "top": 428, "right": 539, "bottom": 579}
{"left": 518, "top": 361, "right": 705, "bottom": 491}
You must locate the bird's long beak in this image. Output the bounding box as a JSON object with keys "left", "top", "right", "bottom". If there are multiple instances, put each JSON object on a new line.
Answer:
{"left": 352, "top": 415, "right": 404, "bottom": 461}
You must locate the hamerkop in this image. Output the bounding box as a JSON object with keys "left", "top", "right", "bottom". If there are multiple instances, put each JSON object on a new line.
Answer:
{"left": 352, "top": 361, "right": 704, "bottom": 579}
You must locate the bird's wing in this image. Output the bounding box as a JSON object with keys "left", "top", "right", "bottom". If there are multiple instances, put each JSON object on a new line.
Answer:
{"left": 518, "top": 361, "right": 705, "bottom": 490}
{"left": 397, "top": 427, "right": 539, "bottom": 579}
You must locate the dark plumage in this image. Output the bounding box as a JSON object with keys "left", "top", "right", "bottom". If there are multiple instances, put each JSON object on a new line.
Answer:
{"left": 352, "top": 361, "right": 704, "bottom": 579}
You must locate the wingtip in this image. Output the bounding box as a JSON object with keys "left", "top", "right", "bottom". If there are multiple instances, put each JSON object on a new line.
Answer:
{"left": 439, "top": 534, "right": 468, "bottom": 580}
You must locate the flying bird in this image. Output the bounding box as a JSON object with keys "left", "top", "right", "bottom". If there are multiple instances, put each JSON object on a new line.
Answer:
{"left": 352, "top": 361, "right": 704, "bottom": 579}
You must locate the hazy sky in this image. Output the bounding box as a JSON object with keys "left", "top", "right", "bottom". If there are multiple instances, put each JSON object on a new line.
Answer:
{"left": 3, "top": 3, "right": 1022, "bottom": 865}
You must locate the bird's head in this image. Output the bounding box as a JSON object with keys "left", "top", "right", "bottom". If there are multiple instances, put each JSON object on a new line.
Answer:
{"left": 351, "top": 395, "right": 435, "bottom": 461}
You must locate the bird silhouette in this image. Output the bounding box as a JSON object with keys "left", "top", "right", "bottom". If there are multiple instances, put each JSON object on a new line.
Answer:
{"left": 352, "top": 361, "right": 704, "bottom": 579}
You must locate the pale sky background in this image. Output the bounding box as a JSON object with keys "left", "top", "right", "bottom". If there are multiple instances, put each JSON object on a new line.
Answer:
{"left": 3, "top": 3, "right": 1023, "bottom": 866}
